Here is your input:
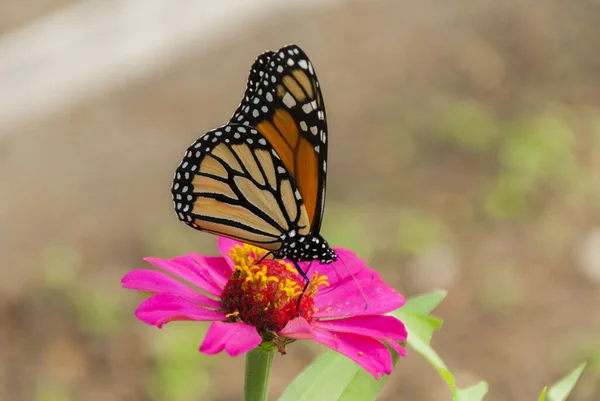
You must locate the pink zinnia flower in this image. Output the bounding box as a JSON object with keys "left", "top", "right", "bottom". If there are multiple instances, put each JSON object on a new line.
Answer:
{"left": 122, "top": 237, "right": 407, "bottom": 379}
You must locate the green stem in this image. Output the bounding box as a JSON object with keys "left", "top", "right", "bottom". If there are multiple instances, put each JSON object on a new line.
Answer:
{"left": 244, "top": 348, "right": 275, "bottom": 401}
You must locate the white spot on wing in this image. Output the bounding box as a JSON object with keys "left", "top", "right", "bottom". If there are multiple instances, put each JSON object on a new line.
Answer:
{"left": 298, "top": 59, "right": 308, "bottom": 69}
{"left": 282, "top": 92, "right": 296, "bottom": 108}
{"left": 300, "top": 121, "right": 308, "bottom": 131}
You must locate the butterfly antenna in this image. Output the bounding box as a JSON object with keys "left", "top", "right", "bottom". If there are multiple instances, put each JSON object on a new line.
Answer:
{"left": 337, "top": 252, "right": 369, "bottom": 311}
{"left": 293, "top": 260, "right": 312, "bottom": 317}
{"left": 256, "top": 251, "right": 272, "bottom": 265}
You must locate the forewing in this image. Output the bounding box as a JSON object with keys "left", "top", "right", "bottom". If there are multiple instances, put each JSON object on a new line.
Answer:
{"left": 230, "top": 44, "right": 328, "bottom": 233}
{"left": 172, "top": 124, "right": 311, "bottom": 250}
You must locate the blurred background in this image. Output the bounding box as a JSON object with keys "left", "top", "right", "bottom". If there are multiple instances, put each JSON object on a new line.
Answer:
{"left": 1, "top": 0, "right": 600, "bottom": 400}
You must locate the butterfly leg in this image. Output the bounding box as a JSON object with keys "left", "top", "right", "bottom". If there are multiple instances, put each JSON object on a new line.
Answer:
{"left": 256, "top": 251, "right": 272, "bottom": 265}
{"left": 293, "top": 260, "right": 313, "bottom": 317}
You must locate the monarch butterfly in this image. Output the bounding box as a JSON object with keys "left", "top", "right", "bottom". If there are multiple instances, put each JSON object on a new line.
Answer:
{"left": 171, "top": 44, "right": 337, "bottom": 278}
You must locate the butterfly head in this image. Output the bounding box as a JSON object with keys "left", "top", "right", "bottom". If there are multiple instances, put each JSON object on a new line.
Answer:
{"left": 274, "top": 231, "right": 337, "bottom": 264}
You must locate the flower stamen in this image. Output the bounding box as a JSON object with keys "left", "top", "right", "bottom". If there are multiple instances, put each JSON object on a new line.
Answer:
{"left": 221, "top": 244, "right": 329, "bottom": 339}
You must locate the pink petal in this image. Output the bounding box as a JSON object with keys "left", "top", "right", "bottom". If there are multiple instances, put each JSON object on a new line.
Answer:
{"left": 308, "top": 248, "right": 405, "bottom": 317}
{"left": 279, "top": 317, "right": 314, "bottom": 339}
{"left": 200, "top": 321, "right": 262, "bottom": 356}
{"left": 314, "top": 315, "right": 407, "bottom": 356}
{"left": 122, "top": 269, "right": 221, "bottom": 309}
{"left": 280, "top": 318, "right": 393, "bottom": 379}
{"left": 172, "top": 254, "right": 232, "bottom": 295}
{"left": 135, "top": 292, "right": 226, "bottom": 328}
{"left": 144, "top": 254, "right": 231, "bottom": 297}
{"left": 306, "top": 248, "right": 376, "bottom": 286}
{"left": 314, "top": 274, "right": 405, "bottom": 318}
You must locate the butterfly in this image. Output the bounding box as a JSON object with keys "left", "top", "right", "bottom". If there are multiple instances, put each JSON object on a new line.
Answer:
{"left": 171, "top": 44, "right": 337, "bottom": 278}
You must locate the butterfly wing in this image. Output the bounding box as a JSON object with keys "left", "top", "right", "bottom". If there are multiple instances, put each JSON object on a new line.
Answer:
{"left": 230, "top": 44, "right": 328, "bottom": 233}
{"left": 172, "top": 124, "right": 311, "bottom": 250}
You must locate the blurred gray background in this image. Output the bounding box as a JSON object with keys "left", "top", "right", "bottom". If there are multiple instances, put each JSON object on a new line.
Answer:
{"left": 1, "top": 0, "right": 600, "bottom": 400}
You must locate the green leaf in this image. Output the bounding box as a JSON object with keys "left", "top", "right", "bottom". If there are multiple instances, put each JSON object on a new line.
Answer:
{"left": 402, "top": 290, "right": 447, "bottom": 315}
{"left": 538, "top": 387, "right": 547, "bottom": 401}
{"left": 281, "top": 291, "right": 487, "bottom": 401}
{"left": 278, "top": 348, "right": 395, "bottom": 401}
{"left": 458, "top": 382, "right": 489, "bottom": 401}
{"left": 547, "top": 362, "right": 586, "bottom": 401}
{"left": 394, "top": 291, "right": 488, "bottom": 401}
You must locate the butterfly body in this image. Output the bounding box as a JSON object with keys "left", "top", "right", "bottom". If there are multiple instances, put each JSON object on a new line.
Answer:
{"left": 172, "top": 44, "right": 335, "bottom": 267}
{"left": 272, "top": 233, "right": 336, "bottom": 264}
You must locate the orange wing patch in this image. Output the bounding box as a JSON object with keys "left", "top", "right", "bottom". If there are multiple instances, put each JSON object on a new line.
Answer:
{"left": 256, "top": 120, "right": 295, "bottom": 175}
{"left": 295, "top": 137, "right": 319, "bottom": 225}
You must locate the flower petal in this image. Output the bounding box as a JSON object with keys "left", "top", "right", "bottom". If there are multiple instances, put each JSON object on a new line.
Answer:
{"left": 314, "top": 281, "right": 404, "bottom": 318}
{"left": 144, "top": 254, "right": 231, "bottom": 297}
{"left": 122, "top": 269, "right": 221, "bottom": 309}
{"left": 314, "top": 315, "right": 407, "bottom": 356}
{"left": 172, "top": 254, "right": 232, "bottom": 294}
{"left": 135, "top": 292, "right": 225, "bottom": 328}
{"left": 200, "top": 321, "right": 262, "bottom": 356}
{"left": 284, "top": 247, "right": 405, "bottom": 317}
{"left": 305, "top": 248, "right": 374, "bottom": 286}
{"left": 280, "top": 318, "right": 393, "bottom": 379}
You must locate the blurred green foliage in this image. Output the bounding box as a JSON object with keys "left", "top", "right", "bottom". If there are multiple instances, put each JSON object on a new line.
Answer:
{"left": 499, "top": 115, "right": 575, "bottom": 188}
{"left": 35, "top": 384, "right": 71, "bottom": 401}
{"left": 480, "top": 265, "right": 523, "bottom": 312}
{"left": 41, "top": 244, "right": 83, "bottom": 290}
{"left": 487, "top": 114, "right": 576, "bottom": 220}
{"left": 438, "top": 100, "right": 580, "bottom": 220}
{"left": 74, "top": 290, "right": 123, "bottom": 333}
{"left": 322, "top": 203, "right": 372, "bottom": 259}
{"left": 396, "top": 210, "right": 448, "bottom": 255}
{"left": 150, "top": 323, "right": 213, "bottom": 401}
{"left": 439, "top": 100, "right": 498, "bottom": 150}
